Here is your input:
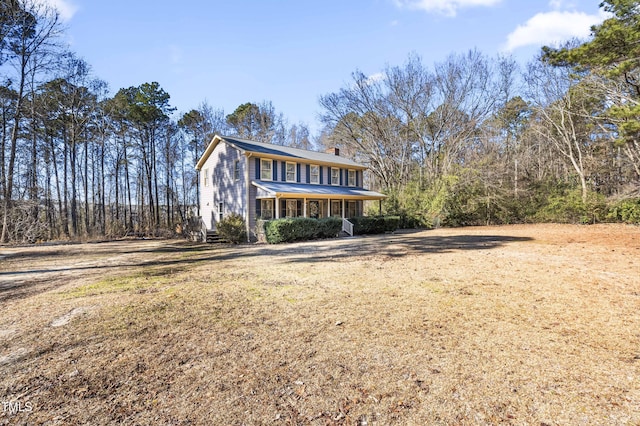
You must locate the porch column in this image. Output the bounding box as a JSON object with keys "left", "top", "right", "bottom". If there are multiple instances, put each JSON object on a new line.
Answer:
{"left": 303, "top": 198, "right": 307, "bottom": 218}
{"left": 327, "top": 198, "right": 331, "bottom": 217}
{"left": 275, "top": 196, "right": 280, "bottom": 219}
{"left": 341, "top": 199, "right": 345, "bottom": 219}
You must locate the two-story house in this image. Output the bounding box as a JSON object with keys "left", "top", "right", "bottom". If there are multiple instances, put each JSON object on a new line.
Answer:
{"left": 195, "top": 135, "right": 386, "bottom": 241}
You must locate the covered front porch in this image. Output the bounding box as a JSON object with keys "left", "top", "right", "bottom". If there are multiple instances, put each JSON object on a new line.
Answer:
{"left": 257, "top": 197, "right": 364, "bottom": 220}
{"left": 252, "top": 181, "right": 386, "bottom": 222}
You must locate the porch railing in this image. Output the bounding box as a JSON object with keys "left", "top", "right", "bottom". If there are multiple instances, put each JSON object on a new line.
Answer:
{"left": 185, "top": 216, "right": 207, "bottom": 242}
{"left": 342, "top": 218, "right": 354, "bottom": 237}
{"left": 200, "top": 217, "right": 208, "bottom": 242}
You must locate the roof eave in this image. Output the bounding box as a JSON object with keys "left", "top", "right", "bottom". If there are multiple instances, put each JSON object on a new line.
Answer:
{"left": 195, "top": 134, "right": 221, "bottom": 171}
{"left": 196, "top": 134, "right": 368, "bottom": 170}
{"left": 252, "top": 181, "right": 386, "bottom": 200}
{"left": 275, "top": 193, "right": 386, "bottom": 200}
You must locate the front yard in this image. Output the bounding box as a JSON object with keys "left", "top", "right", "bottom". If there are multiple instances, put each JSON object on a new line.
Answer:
{"left": 0, "top": 224, "right": 639, "bottom": 424}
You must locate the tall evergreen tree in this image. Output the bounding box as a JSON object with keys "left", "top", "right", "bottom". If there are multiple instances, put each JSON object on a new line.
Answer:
{"left": 543, "top": 0, "right": 640, "bottom": 178}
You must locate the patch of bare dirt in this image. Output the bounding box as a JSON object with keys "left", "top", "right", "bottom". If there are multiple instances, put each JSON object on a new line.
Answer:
{"left": 0, "top": 224, "right": 639, "bottom": 425}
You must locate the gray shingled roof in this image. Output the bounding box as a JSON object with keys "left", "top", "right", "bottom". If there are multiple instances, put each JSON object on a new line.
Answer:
{"left": 252, "top": 181, "right": 386, "bottom": 200}
{"left": 221, "top": 135, "right": 364, "bottom": 168}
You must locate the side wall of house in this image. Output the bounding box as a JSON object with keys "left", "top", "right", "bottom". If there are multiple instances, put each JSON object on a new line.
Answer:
{"left": 248, "top": 156, "right": 257, "bottom": 240}
{"left": 199, "top": 142, "right": 246, "bottom": 231}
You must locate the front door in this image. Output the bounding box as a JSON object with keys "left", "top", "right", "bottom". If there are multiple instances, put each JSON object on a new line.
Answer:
{"left": 309, "top": 200, "right": 320, "bottom": 219}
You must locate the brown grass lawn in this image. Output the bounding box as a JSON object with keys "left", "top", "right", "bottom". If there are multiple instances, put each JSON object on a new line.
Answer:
{"left": 0, "top": 224, "right": 639, "bottom": 425}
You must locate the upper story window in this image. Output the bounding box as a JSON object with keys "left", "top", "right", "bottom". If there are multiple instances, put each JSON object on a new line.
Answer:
{"left": 203, "top": 169, "right": 209, "bottom": 187}
{"left": 286, "top": 162, "right": 296, "bottom": 182}
{"left": 234, "top": 160, "right": 241, "bottom": 181}
{"left": 310, "top": 165, "right": 319, "bottom": 184}
{"left": 348, "top": 169, "right": 356, "bottom": 187}
{"left": 260, "top": 158, "right": 272, "bottom": 181}
{"left": 331, "top": 167, "right": 340, "bottom": 186}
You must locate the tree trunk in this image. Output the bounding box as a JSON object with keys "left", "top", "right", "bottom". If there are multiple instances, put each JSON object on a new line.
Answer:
{"left": 70, "top": 133, "right": 78, "bottom": 237}
{"left": 1, "top": 60, "right": 26, "bottom": 243}
{"left": 123, "top": 137, "right": 133, "bottom": 231}
{"left": 50, "top": 133, "right": 64, "bottom": 237}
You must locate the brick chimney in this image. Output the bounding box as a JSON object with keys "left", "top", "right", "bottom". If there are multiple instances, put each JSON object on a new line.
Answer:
{"left": 325, "top": 147, "right": 340, "bottom": 156}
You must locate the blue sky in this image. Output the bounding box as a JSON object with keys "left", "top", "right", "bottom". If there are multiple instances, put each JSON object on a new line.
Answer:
{"left": 45, "top": 0, "right": 604, "bottom": 135}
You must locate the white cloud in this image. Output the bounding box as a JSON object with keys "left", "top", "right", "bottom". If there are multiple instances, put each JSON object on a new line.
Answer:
{"left": 393, "top": 0, "right": 502, "bottom": 17}
{"left": 365, "top": 72, "right": 386, "bottom": 85}
{"left": 503, "top": 10, "right": 604, "bottom": 52}
{"left": 38, "top": 0, "right": 78, "bottom": 21}
{"left": 548, "top": 0, "right": 577, "bottom": 10}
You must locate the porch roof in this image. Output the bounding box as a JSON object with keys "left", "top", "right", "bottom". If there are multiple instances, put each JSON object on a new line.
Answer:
{"left": 252, "top": 181, "right": 386, "bottom": 200}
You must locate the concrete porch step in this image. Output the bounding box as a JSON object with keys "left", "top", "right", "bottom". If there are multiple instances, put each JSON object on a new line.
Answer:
{"left": 206, "top": 231, "right": 225, "bottom": 243}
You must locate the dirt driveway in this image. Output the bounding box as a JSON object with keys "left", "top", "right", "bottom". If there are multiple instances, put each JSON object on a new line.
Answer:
{"left": 1, "top": 224, "right": 639, "bottom": 424}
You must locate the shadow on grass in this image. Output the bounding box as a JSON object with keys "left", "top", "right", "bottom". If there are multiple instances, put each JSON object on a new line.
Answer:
{"left": 0, "top": 232, "right": 533, "bottom": 302}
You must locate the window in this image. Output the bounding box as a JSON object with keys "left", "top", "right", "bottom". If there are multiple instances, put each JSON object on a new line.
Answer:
{"left": 310, "top": 165, "right": 319, "bottom": 184}
{"left": 261, "top": 159, "right": 272, "bottom": 181}
{"left": 331, "top": 200, "right": 342, "bottom": 217}
{"left": 203, "top": 169, "right": 209, "bottom": 187}
{"left": 286, "top": 200, "right": 298, "bottom": 217}
{"left": 286, "top": 162, "right": 296, "bottom": 182}
{"left": 234, "top": 160, "right": 240, "bottom": 181}
{"left": 347, "top": 201, "right": 357, "bottom": 218}
{"left": 331, "top": 167, "right": 340, "bottom": 186}
{"left": 218, "top": 202, "right": 224, "bottom": 221}
{"left": 348, "top": 169, "right": 356, "bottom": 187}
{"left": 260, "top": 199, "right": 274, "bottom": 219}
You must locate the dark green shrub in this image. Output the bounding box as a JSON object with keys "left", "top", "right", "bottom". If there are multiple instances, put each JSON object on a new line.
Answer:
{"left": 317, "top": 217, "right": 342, "bottom": 238}
{"left": 216, "top": 213, "right": 247, "bottom": 244}
{"left": 263, "top": 217, "right": 342, "bottom": 243}
{"left": 349, "top": 216, "right": 380, "bottom": 234}
{"left": 383, "top": 216, "right": 400, "bottom": 232}
{"left": 398, "top": 213, "right": 424, "bottom": 229}
{"left": 607, "top": 198, "right": 640, "bottom": 224}
{"left": 534, "top": 189, "right": 607, "bottom": 224}
{"left": 349, "top": 216, "right": 398, "bottom": 235}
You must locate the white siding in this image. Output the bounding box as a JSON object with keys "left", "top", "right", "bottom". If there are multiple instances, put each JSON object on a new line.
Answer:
{"left": 199, "top": 142, "right": 245, "bottom": 231}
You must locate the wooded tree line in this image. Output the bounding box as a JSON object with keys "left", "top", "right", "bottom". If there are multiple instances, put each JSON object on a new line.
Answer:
{"left": 0, "top": 0, "right": 312, "bottom": 243}
{"left": 320, "top": 0, "right": 640, "bottom": 227}
{"left": 0, "top": 0, "right": 638, "bottom": 243}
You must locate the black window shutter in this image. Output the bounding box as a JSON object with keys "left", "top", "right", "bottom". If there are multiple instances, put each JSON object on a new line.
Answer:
{"left": 320, "top": 166, "right": 324, "bottom": 184}
{"left": 272, "top": 160, "right": 277, "bottom": 180}
{"left": 306, "top": 164, "right": 310, "bottom": 183}
{"left": 281, "top": 162, "right": 286, "bottom": 182}
{"left": 255, "top": 199, "right": 261, "bottom": 218}
{"left": 296, "top": 163, "right": 301, "bottom": 183}
{"left": 255, "top": 158, "right": 260, "bottom": 180}
{"left": 340, "top": 169, "right": 344, "bottom": 186}
{"left": 355, "top": 170, "right": 359, "bottom": 187}
{"left": 297, "top": 200, "right": 302, "bottom": 217}
{"left": 281, "top": 200, "right": 286, "bottom": 218}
